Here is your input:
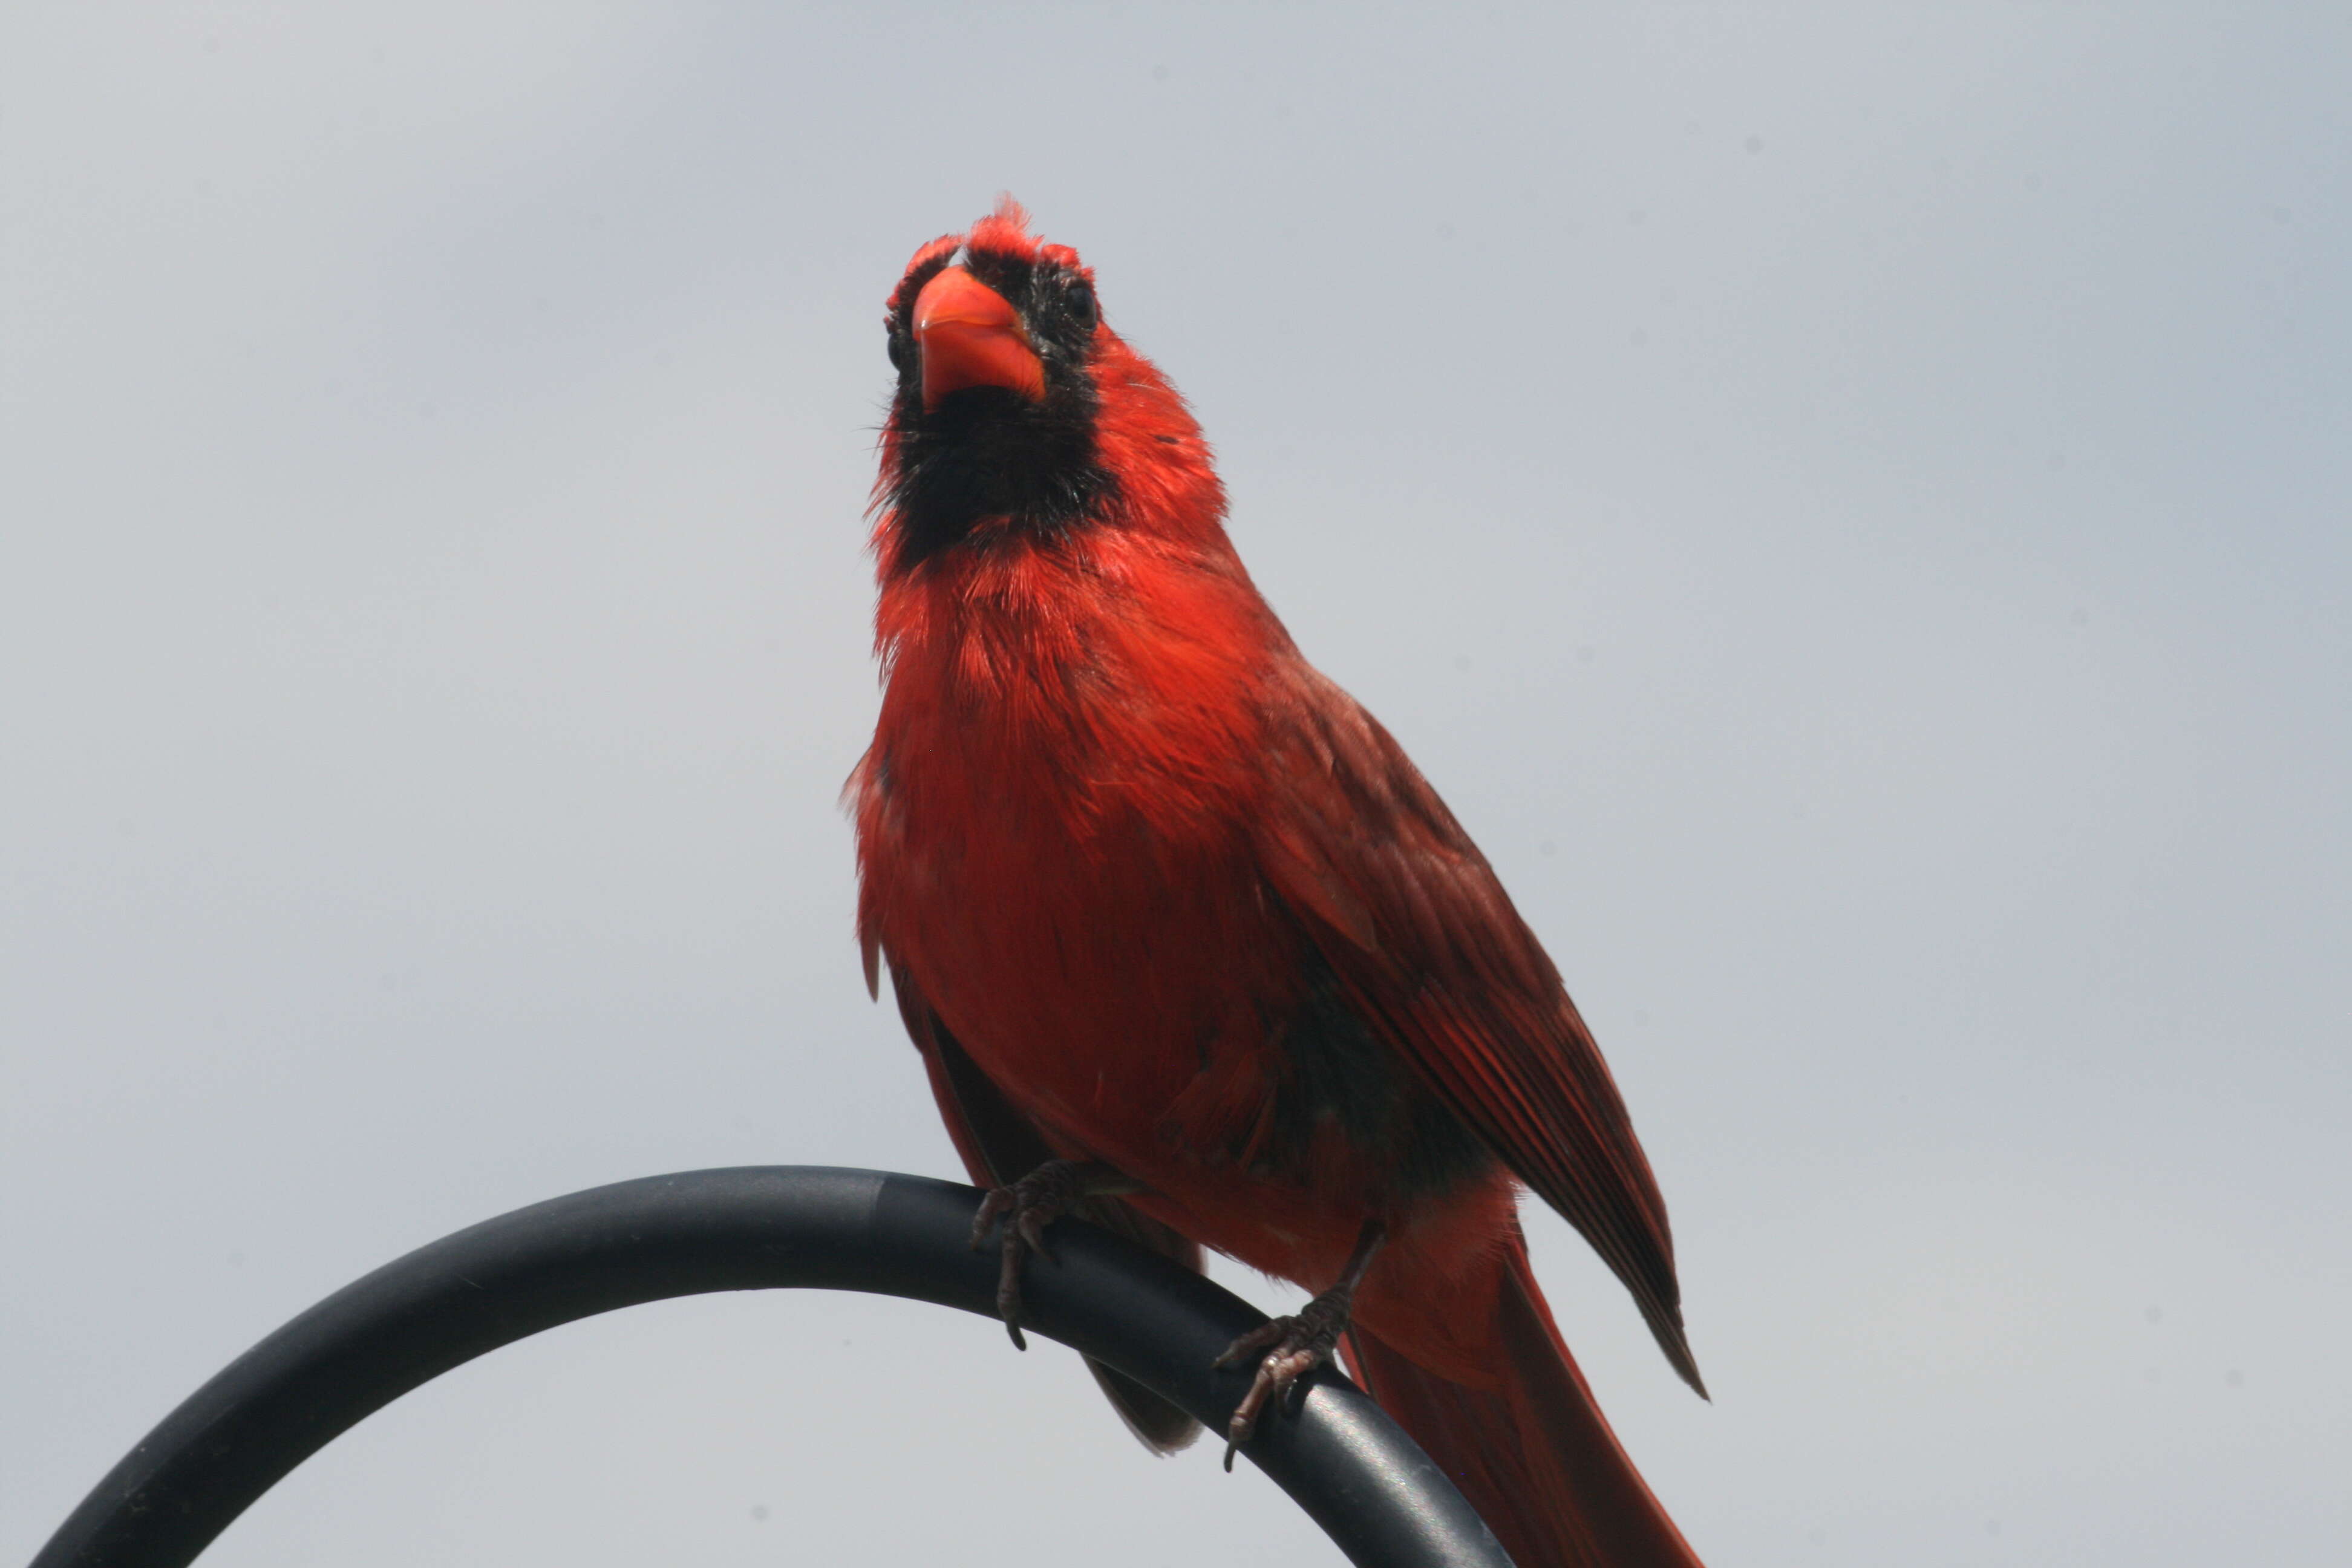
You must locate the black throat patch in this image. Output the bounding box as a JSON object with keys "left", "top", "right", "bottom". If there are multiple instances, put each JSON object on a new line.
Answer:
{"left": 882, "top": 383, "right": 1116, "bottom": 570}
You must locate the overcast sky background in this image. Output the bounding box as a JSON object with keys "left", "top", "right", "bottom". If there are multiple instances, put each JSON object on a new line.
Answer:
{"left": 4, "top": 5, "right": 2347, "bottom": 1566}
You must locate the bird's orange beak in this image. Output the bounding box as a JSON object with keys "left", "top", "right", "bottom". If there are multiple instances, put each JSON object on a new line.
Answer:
{"left": 914, "top": 266, "right": 1045, "bottom": 410}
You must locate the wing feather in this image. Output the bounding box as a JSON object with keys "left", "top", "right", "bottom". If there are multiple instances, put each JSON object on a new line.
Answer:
{"left": 1253, "top": 668, "right": 1705, "bottom": 1395}
{"left": 887, "top": 965, "right": 1207, "bottom": 1449}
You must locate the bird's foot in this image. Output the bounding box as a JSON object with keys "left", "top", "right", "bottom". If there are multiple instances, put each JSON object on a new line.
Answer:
{"left": 970, "top": 1159, "right": 1131, "bottom": 1351}
{"left": 1212, "top": 1217, "right": 1385, "bottom": 1472}
{"left": 1213, "top": 1284, "right": 1356, "bottom": 1471}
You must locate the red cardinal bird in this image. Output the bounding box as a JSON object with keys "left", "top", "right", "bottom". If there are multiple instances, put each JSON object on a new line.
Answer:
{"left": 852, "top": 200, "right": 1707, "bottom": 1567}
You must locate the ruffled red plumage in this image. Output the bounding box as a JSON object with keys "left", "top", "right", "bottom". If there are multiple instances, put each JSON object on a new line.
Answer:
{"left": 854, "top": 200, "right": 1705, "bottom": 1566}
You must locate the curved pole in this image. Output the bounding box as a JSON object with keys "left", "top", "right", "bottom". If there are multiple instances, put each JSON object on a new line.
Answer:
{"left": 33, "top": 1167, "right": 1513, "bottom": 1568}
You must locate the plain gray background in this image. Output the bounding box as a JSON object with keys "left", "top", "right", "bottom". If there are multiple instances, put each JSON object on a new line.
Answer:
{"left": 5, "top": 5, "right": 2346, "bottom": 1564}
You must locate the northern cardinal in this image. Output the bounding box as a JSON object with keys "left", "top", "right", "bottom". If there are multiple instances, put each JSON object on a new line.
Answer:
{"left": 852, "top": 200, "right": 1707, "bottom": 1567}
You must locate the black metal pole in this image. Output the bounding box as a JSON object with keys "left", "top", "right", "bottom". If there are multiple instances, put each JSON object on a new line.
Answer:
{"left": 32, "top": 1166, "right": 1513, "bottom": 1568}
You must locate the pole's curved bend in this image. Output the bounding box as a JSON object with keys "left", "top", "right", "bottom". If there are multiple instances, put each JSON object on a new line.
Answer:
{"left": 33, "top": 1166, "right": 1512, "bottom": 1568}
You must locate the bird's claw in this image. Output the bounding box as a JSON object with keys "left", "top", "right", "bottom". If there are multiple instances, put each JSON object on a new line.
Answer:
{"left": 1215, "top": 1290, "right": 1353, "bottom": 1471}
{"left": 970, "top": 1159, "right": 1091, "bottom": 1352}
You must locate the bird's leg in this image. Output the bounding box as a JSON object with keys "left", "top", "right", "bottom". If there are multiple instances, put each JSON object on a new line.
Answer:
{"left": 1215, "top": 1217, "right": 1387, "bottom": 1470}
{"left": 970, "top": 1158, "right": 1140, "bottom": 1351}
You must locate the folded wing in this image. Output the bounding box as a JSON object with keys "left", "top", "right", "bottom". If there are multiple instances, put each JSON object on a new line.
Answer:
{"left": 1253, "top": 667, "right": 1704, "bottom": 1395}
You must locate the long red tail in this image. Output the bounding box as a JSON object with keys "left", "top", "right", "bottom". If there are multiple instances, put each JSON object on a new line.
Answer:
{"left": 1344, "top": 1241, "right": 1704, "bottom": 1568}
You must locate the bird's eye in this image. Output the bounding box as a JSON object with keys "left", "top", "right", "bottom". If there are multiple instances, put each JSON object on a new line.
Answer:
{"left": 1062, "top": 277, "right": 1098, "bottom": 335}
{"left": 886, "top": 330, "right": 909, "bottom": 373}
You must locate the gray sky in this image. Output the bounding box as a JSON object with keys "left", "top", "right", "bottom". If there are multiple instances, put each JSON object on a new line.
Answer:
{"left": 4, "top": 5, "right": 2346, "bottom": 1564}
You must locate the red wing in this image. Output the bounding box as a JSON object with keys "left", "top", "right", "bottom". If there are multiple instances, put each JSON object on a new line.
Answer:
{"left": 1255, "top": 667, "right": 1704, "bottom": 1395}
{"left": 885, "top": 965, "right": 1207, "bottom": 1450}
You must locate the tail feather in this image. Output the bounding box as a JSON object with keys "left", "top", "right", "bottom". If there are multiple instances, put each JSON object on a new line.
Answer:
{"left": 1345, "top": 1243, "right": 1702, "bottom": 1568}
{"left": 1073, "top": 1196, "right": 1204, "bottom": 1452}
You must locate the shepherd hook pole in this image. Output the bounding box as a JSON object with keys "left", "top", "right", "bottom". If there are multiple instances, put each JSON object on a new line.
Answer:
{"left": 33, "top": 1166, "right": 1513, "bottom": 1568}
